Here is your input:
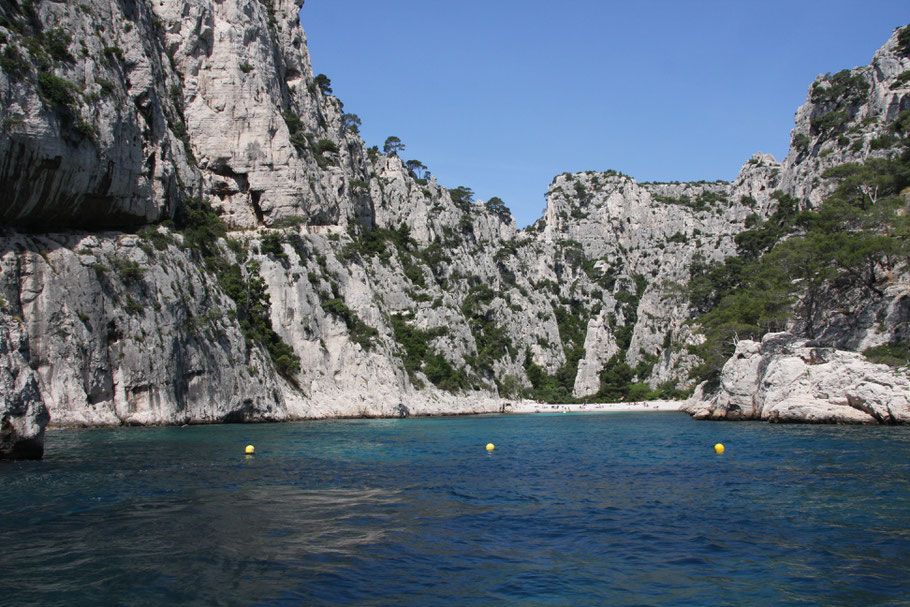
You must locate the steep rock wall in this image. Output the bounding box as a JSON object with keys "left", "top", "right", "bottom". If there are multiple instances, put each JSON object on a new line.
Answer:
{"left": 0, "top": 0, "right": 195, "bottom": 228}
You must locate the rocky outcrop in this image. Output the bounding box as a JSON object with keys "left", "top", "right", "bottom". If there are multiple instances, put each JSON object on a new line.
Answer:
{"left": 684, "top": 333, "right": 910, "bottom": 424}
{"left": 0, "top": 314, "right": 48, "bottom": 459}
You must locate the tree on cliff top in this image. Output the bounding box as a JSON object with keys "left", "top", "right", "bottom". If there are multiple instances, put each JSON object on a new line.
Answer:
{"left": 485, "top": 197, "right": 512, "bottom": 221}
{"left": 383, "top": 136, "right": 405, "bottom": 155}
{"left": 405, "top": 159, "right": 426, "bottom": 178}
{"left": 313, "top": 73, "right": 332, "bottom": 95}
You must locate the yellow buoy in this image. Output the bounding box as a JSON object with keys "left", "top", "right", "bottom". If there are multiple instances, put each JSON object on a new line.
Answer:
{"left": 245, "top": 444, "right": 255, "bottom": 455}
{"left": 714, "top": 443, "right": 725, "bottom": 454}
{"left": 485, "top": 443, "right": 495, "bottom": 451}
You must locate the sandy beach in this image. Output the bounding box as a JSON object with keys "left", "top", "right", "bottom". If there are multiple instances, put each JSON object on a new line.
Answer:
{"left": 505, "top": 400, "right": 684, "bottom": 414}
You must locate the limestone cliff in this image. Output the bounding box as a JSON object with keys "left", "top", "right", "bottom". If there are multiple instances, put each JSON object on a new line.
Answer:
{"left": 0, "top": 2, "right": 907, "bottom": 457}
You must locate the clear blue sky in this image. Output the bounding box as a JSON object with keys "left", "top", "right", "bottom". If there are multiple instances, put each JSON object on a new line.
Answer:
{"left": 300, "top": 1, "right": 908, "bottom": 227}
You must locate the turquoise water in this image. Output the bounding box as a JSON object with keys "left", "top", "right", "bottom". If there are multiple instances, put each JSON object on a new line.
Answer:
{"left": 2, "top": 412, "right": 910, "bottom": 606}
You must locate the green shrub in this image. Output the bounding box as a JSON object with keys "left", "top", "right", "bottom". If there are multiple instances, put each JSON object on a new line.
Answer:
{"left": 341, "top": 113, "right": 361, "bottom": 134}
{"left": 44, "top": 28, "right": 72, "bottom": 61}
{"left": 690, "top": 154, "right": 910, "bottom": 391}
{"left": 313, "top": 73, "right": 332, "bottom": 95}
{"left": 37, "top": 72, "right": 79, "bottom": 109}
{"left": 0, "top": 114, "right": 24, "bottom": 132}
{"left": 102, "top": 46, "right": 124, "bottom": 62}
{"left": 217, "top": 261, "right": 301, "bottom": 378}
{"left": 448, "top": 186, "right": 474, "bottom": 210}
{"left": 21, "top": 35, "right": 51, "bottom": 70}
{"left": 73, "top": 117, "right": 97, "bottom": 141}
{"left": 652, "top": 193, "right": 707, "bottom": 211}
{"left": 225, "top": 237, "right": 248, "bottom": 262}
{"left": 260, "top": 232, "right": 287, "bottom": 259}
{"left": 383, "top": 135, "right": 405, "bottom": 155}
{"left": 282, "top": 110, "right": 307, "bottom": 152}
{"left": 312, "top": 139, "right": 338, "bottom": 167}
{"left": 870, "top": 133, "right": 897, "bottom": 150}
{"left": 524, "top": 354, "right": 572, "bottom": 403}
{"left": 573, "top": 181, "right": 588, "bottom": 200}
{"left": 270, "top": 216, "right": 306, "bottom": 229}
{"left": 810, "top": 70, "right": 869, "bottom": 107}
{"left": 485, "top": 196, "right": 511, "bottom": 221}
{"left": 890, "top": 70, "right": 910, "bottom": 90}
{"left": 792, "top": 133, "right": 810, "bottom": 151}
{"left": 123, "top": 296, "right": 144, "bottom": 315}
{"left": 96, "top": 78, "right": 116, "bottom": 96}
{"left": 0, "top": 45, "right": 30, "bottom": 79}
{"left": 422, "top": 353, "right": 467, "bottom": 392}
{"left": 321, "top": 298, "right": 379, "bottom": 350}
{"left": 349, "top": 179, "right": 370, "bottom": 192}
{"left": 863, "top": 341, "right": 910, "bottom": 367}
{"left": 315, "top": 139, "right": 338, "bottom": 154}
{"left": 391, "top": 314, "right": 454, "bottom": 383}
{"left": 626, "top": 382, "right": 654, "bottom": 401}
{"left": 897, "top": 24, "right": 910, "bottom": 56}
{"left": 812, "top": 110, "right": 849, "bottom": 134}
{"left": 892, "top": 110, "right": 910, "bottom": 136}
{"left": 138, "top": 226, "right": 173, "bottom": 251}
{"left": 177, "top": 197, "right": 227, "bottom": 257}
{"left": 112, "top": 258, "right": 145, "bottom": 283}
{"left": 282, "top": 110, "right": 302, "bottom": 131}
{"left": 461, "top": 285, "right": 516, "bottom": 377}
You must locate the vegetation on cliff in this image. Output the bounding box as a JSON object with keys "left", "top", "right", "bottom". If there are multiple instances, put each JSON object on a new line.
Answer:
{"left": 177, "top": 198, "right": 301, "bottom": 379}
{"left": 689, "top": 118, "right": 910, "bottom": 390}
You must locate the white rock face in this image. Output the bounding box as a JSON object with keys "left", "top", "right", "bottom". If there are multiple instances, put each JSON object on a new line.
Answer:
{"left": 0, "top": 0, "right": 374, "bottom": 231}
{"left": 0, "top": 223, "right": 515, "bottom": 430}
{"left": 0, "top": 314, "right": 48, "bottom": 459}
{"left": 0, "top": 0, "right": 195, "bottom": 228}
{"left": 573, "top": 313, "right": 619, "bottom": 396}
{"left": 0, "top": 229, "right": 291, "bottom": 426}
{"left": 684, "top": 333, "right": 910, "bottom": 424}
{"left": 155, "top": 0, "right": 373, "bottom": 228}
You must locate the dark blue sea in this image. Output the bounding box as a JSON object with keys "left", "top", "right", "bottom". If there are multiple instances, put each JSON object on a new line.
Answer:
{"left": 2, "top": 412, "right": 910, "bottom": 606}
